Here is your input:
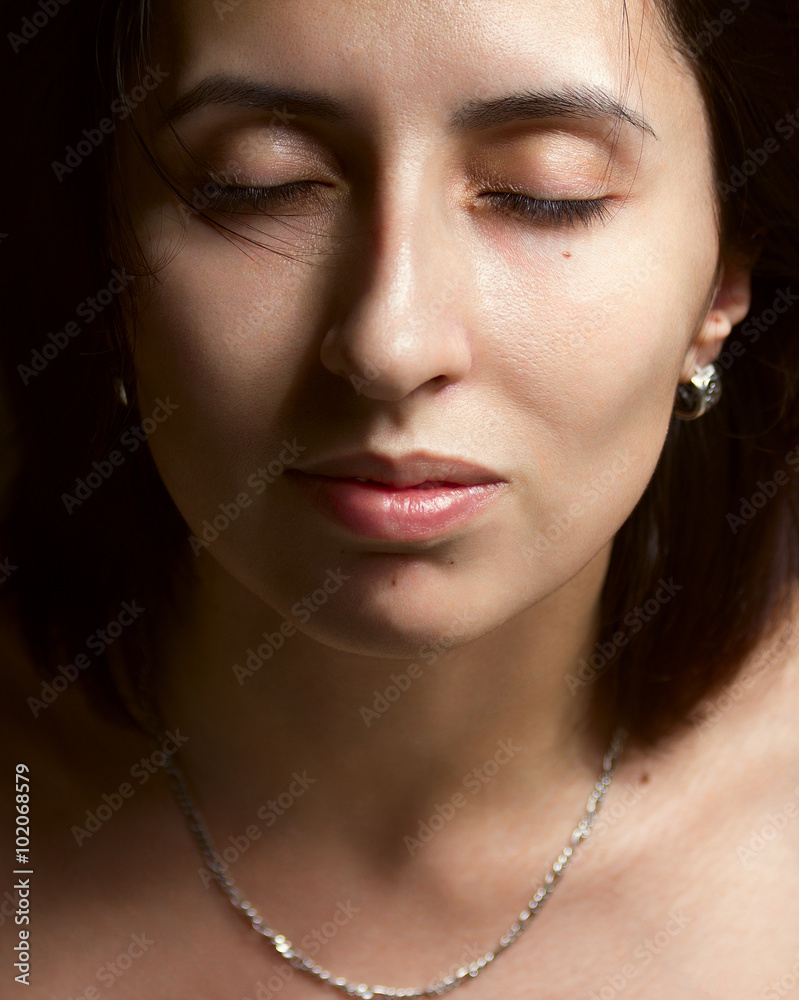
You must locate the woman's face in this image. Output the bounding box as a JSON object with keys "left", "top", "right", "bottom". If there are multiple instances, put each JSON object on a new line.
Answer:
{"left": 122, "top": 0, "right": 743, "bottom": 655}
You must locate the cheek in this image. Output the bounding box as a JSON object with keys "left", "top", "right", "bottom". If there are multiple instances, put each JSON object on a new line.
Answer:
{"left": 133, "top": 225, "right": 331, "bottom": 442}
{"left": 468, "top": 211, "right": 718, "bottom": 562}
{"left": 130, "top": 232, "right": 332, "bottom": 544}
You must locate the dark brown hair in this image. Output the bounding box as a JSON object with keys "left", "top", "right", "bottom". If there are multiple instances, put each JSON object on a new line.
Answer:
{"left": 0, "top": 0, "right": 798, "bottom": 746}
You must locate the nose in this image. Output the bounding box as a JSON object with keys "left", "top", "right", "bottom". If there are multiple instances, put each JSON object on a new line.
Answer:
{"left": 319, "top": 174, "right": 472, "bottom": 401}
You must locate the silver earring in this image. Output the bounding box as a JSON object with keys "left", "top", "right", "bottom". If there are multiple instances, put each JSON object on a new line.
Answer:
{"left": 674, "top": 363, "right": 722, "bottom": 421}
{"left": 113, "top": 376, "right": 129, "bottom": 407}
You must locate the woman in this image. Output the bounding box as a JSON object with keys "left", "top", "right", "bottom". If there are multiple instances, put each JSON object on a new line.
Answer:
{"left": 1, "top": 0, "right": 799, "bottom": 996}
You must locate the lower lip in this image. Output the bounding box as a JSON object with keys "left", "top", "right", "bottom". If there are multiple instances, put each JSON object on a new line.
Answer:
{"left": 288, "top": 473, "right": 505, "bottom": 541}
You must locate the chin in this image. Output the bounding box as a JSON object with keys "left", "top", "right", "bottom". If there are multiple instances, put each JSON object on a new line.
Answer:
{"left": 259, "top": 560, "right": 499, "bottom": 661}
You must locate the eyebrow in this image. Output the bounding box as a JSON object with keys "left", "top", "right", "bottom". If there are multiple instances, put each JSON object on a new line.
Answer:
{"left": 156, "top": 76, "right": 658, "bottom": 142}
{"left": 452, "top": 85, "right": 658, "bottom": 141}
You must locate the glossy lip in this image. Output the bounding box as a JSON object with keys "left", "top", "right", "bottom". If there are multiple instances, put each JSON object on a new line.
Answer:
{"left": 293, "top": 451, "right": 505, "bottom": 489}
{"left": 287, "top": 451, "right": 508, "bottom": 541}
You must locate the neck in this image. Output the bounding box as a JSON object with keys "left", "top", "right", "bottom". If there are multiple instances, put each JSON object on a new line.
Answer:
{"left": 152, "top": 546, "right": 615, "bottom": 853}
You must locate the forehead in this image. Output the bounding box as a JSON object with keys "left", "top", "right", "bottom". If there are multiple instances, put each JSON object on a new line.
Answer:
{"left": 150, "top": 0, "right": 700, "bottom": 142}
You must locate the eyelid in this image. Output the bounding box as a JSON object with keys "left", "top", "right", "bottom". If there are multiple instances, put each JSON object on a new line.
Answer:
{"left": 202, "top": 180, "right": 613, "bottom": 231}
{"left": 481, "top": 191, "right": 612, "bottom": 227}
{"left": 201, "top": 180, "right": 332, "bottom": 215}
{"left": 472, "top": 163, "right": 609, "bottom": 200}
{"left": 474, "top": 129, "right": 632, "bottom": 186}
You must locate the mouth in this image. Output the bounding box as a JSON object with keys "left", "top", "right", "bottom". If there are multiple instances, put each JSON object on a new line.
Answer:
{"left": 346, "top": 477, "right": 473, "bottom": 490}
{"left": 293, "top": 451, "right": 505, "bottom": 491}
{"left": 287, "top": 470, "right": 506, "bottom": 542}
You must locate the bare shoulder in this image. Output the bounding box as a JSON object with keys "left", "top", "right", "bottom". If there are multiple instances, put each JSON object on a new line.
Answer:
{"left": 642, "top": 604, "right": 799, "bottom": 837}
{"left": 683, "top": 606, "right": 799, "bottom": 774}
{"left": 0, "top": 598, "right": 169, "bottom": 996}
{"left": 518, "top": 610, "right": 799, "bottom": 998}
{"left": 589, "top": 609, "right": 799, "bottom": 997}
{"left": 0, "top": 596, "right": 153, "bottom": 824}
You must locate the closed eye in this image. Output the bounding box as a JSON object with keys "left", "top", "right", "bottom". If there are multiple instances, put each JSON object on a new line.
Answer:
{"left": 481, "top": 192, "right": 612, "bottom": 227}
{"left": 203, "top": 180, "right": 329, "bottom": 214}
{"left": 200, "top": 181, "right": 612, "bottom": 228}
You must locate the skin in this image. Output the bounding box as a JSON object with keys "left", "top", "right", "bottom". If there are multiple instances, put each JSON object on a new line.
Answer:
{"left": 116, "top": 0, "right": 753, "bottom": 806}
{"left": 7, "top": 0, "right": 799, "bottom": 997}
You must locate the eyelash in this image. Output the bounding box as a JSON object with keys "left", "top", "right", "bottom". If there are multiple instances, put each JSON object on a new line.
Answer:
{"left": 205, "top": 181, "right": 326, "bottom": 214}
{"left": 203, "top": 181, "right": 611, "bottom": 228}
{"left": 481, "top": 191, "right": 611, "bottom": 227}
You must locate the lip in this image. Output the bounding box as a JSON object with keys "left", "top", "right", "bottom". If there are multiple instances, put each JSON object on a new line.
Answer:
{"left": 287, "top": 452, "right": 507, "bottom": 541}
{"left": 293, "top": 451, "right": 504, "bottom": 489}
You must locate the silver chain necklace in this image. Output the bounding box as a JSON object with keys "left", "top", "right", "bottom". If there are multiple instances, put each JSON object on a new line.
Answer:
{"left": 161, "top": 726, "right": 626, "bottom": 998}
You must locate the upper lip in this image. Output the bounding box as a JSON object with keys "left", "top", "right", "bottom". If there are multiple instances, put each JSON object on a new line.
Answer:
{"left": 293, "top": 451, "right": 505, "bottom": 489}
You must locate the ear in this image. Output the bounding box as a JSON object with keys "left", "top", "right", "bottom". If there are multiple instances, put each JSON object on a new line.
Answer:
{"left": 679, "top": 257, "right": 753, "bottom": 382}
